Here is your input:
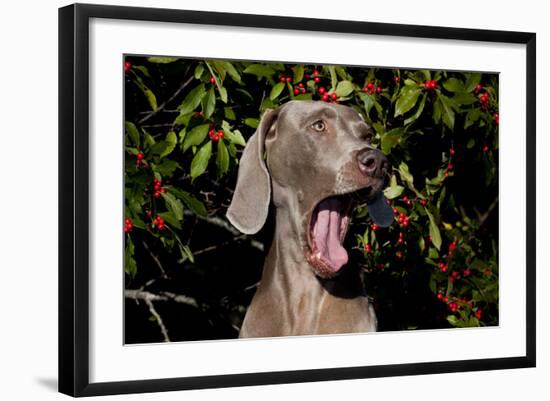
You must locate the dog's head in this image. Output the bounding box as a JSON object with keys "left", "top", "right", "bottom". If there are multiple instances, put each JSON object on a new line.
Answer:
{"left": 227, "top": 100, "right": 393, "bottom": 278}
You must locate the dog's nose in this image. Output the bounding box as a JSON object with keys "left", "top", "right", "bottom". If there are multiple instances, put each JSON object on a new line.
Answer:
{"left": 357, "top": 149, "right": 388, "bottom": 178}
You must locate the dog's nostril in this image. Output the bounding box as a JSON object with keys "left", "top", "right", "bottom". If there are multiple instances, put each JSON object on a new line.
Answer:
{"left": 365, "top": 158, "right": 376, "bottom": 169}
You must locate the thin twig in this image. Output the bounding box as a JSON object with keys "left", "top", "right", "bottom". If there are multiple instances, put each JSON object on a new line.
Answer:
{"left": 138, "top": 75, "right": 195, "bottom": 124}
{"left": 477, "top": 197, "right": 499, "bottom": 227}
{"left": 141, "top": 240, "right": 168, "bottom": 279}
{"left": 183, "top": 210, "right": 264, "bottom": 252}
{"left": 144, "top": 298, "right": 170, "bottom": 342}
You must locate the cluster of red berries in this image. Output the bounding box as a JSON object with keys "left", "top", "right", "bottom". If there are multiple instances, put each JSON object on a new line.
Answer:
{"left": 310, "top": 69, "right": 321, "bottom": 83}
{"left": 152, "top": 178, "right": 166, "bottom": 198}
{"left": 135, "top": 151, "right": 145, "bottom": 168}
{"left": 478, "top": 92, "right": 490, "bottom": 108}
{"left": 363, "top": 82, "right": 382, "bottom": 95}
{"left": 322, "top": 92, "right": 338, "bottom": 103}
{"left": 208, "top": 128, "right": 224, "bottom": 141}
{"left": 424, "top": 80, "right": 438, "bottom": 90}
{"left": 395, "top": 211, "right": 411, "bottom": 228}
{"left": 448, "top": 301, "right": 459, "bottom": 313}
{"left": 124, "top": 61, "right": 132, "bottom": 73}
{"left": 124, "top": 218, "right": 133, "bottom": 233}
{"left": 293, "top": 82, "right": 306, "bottom": 95}
{"left": 438, "top": 261, "right": 448, "bottom": 273}
{"left": 153, "top": 215, "right": 166, "bottom": 231}
{"left": 402, "top": 195, "right": 413, "bottom": 207}
{"left": 436, "top": 293, "right": 449, "bottom": 303}
{"left": 279, "top": 74, "right": 293, "bottom": 84}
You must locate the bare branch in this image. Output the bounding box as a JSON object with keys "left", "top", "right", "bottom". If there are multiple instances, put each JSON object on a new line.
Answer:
{"left": 144, "top": 298, "right": 170, "bottom": 342}
{"left": 183, "top": 210, "right": 265, "bottom": 252}
{"left": 138, "top": 75, "right": 194, "bottom": 125}
{"left": 125, "top": 289, "right": 200, "bottom": 309}
{"left": 141, "top": 240, "right": 168, "bottom": 279}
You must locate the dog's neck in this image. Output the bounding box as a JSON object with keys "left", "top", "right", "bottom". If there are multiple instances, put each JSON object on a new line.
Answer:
{"left": 260, "top": 204, "right": 366, "bottom": 302}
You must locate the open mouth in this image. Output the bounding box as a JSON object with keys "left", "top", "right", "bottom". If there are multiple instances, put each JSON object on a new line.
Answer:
{"left": 305, "top": 194, "right": 354, "bottom": 278}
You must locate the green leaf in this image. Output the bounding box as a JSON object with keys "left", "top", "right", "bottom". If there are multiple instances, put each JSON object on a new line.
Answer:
{"left": 404, "top": 93, "right": 427, "bottom": 125}
{"left": 383, "top": 175, "right": 405, "bottom": 199}
{"left": 464, "top": 73, "right": 482, "bottom": 92}
{"left": 292, "top": 65, "right": 304, "bottom": 83}
{"left": 202, "top": 87, "right": 216, "bottom": 119}
{"left": 335, "top": 80, "right": 354, "bottom": 97}
{"left": 125, "top": 121, "right": 140, "bottom": 147}
{"left": 398, "top": 162, "right": 414, "bottom": 188}
{"left": 158, "top": 211, "right": 181, "bottom": 229}
{"left": 223, "top": 128, "right": 246, "bottom": 147}
{"left": 124, "top": 238, "right": 137, "bottom": 278}
{"left": 452, "top": 93, "right": 478, "bottom": 106}
{"left": 147, "top": 56, "right": 178, "bottom": 63}
{"left": 161, "top": 192, "right": 184, "bottom": 221}
{"left": 143, "top": 88, "right": 157, "bottom": 110}
{"left": 244, "top": 118, "right": 259, "bottom": 129}
{"left": 183, "top": 124, "right": 210, "bottom": 152}
{"left": 328, "top": 66, "right": 337, "bottom": 90}
{"left": 179, "top": 244, "right": 195, "bottom": 263}
{"left": 216, "top": 139, "right": 230, "bottom": 178}
{"left": 160, "top": 131, "right": 177, "bottom": 158}
{"left": 169, "top": 188, "right": 207, "bottom": 217}
{"left": 425, "top": 208, "right": 442, "bottom": 250}
{"left": 381, "top": 128, "right": 404, "bottom": 154}
{"left": 442, "top": 78, "right": 465, "bottom": 93}
{"left": 190, "top": 141, "right": 212, "bottom": 180}
{"left": 243, "top": 64, "right": 276, "bottom": 80}
{"left": 224, "top": 107, "right": 236, "bottom": 120}
{"left": 194, "top": 63, "right": 205, "bottom": 79}
{"left": 269, "top": 82, "right": 285, "bottom": 100}
{"left": 223, "top": 61, "right": 241, "bottom": 83}
{"left": 152, "top": 159, "right": 180, "bottom": 177}
{"left": 438, "top": 95, "right": 455, "bottom": 129}
{"left": 394, "top": 87, "right": 422, "bottom": 117}
{"left": 178, "top": 84, "right": 206, "bottom": 115}
{"left": 465, "top": 108, "right": 481, "bottom": 129}
{"left": 219, "top": 86, "right": 228, "bottom": 103}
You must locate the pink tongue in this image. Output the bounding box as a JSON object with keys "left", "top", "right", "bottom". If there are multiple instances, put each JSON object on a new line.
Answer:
{"left": 312, "top": 199, "right": 348, "bottom": 272}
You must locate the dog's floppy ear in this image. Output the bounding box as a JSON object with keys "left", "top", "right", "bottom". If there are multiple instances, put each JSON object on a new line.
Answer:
{"left": 226, "top": 109, "right": 278, "bottom": 234}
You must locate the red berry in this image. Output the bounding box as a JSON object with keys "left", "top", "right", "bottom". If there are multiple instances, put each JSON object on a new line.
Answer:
{"left": 304, "top": 73, "right": 310, "bottom": 79}
{"left": 437, "top": 293, "right": 443, "bottom": 300}
{"left": 298, "top": 83, "right": 304, "bottom": 88}
{"left": 443, "top": 296, "right": 449, "bottom": 303}
{"left": 313, "top": 69, "right": 319, "bottom": 76}
{"left": 318, "top": 87, "right": 326, "bottom": 95}
{"left": 136, "top": 152, "right": 144, "bottom": 160}
{"left": 475, "top": 309, "right": 483, "bottom": 320}
{"left": 331, "top": 93, "right": 337, "bottom": 100}
{"left": 395, "top": 251, "right": 403, "bottom": 259}
{"left": 493, "top": 112, "right": 499, "bottom": 125}
{"left": 154, "top": 191, "right": 161, "bottom": 198}
{"left": 218, "top": 130, "right": 225, "bottom": 138}
{"left": 301, "top": 87, "right": 306, "bottom": 94}
{"left": 145, "top": 210, "right": 152, "bottom": 218}
{"left": 376, "top": 86, "right": 382, "bottom": 94}
{"left": 371, "top": 223, "right": 379, "bottom": 231}
{"left": 364, "top": 243, "right": 372, "bottom": 253}
{"left": 158, "top": 223, "right": 165, "bottom": 231}
{"left": 209, "top": 76, "right": 216, "bottom": 85}
{"left": 394, "top": 76, "right": 400, "bottom": 84}
{"left": 124, "top": 61, "right": 132, "bottom": 72}
{"left": 322, "top": 93, "right": 329, "bottom": 102}
{"left": 293, "top": 88, "right": 300, "bottom": 95}
{"left": 367, "top": 82, "right": 374, "bottom": 89}
{"left": 450, "top": 148, "right": 455, "bottom": 156}
{"left": 286, "top": 77, "right": 292, "bottom": 83}
{"left": 482, "top": 145, "right": 489, "bottom": 153}
{"left": 444, "top": 171, "right": 449, "bottom": 177}
{"left": 392, "top": 207, "right": 398, "bottom": 214}
{"left": 474, "top": 84, "right": 483, "bottom": 94}
{"left": 463, "top": 268, "right": 471, "bottom": 277}
{"left": 447, "top": 163, "right": 453, "bottom": 171}
{"left": 451, "top": 271, "right": 459, "bottom": 279}
{"left": 420, "top": 199, "right": 428, "bottom": 207}
{"left": 280, "top": 76, "right": 286, "bottom": 83}
{"left": 314, "top": 76, "right": 320, "bottom": 83}
{"left": 449, "top": 302, "right": 458, "bottom": 313}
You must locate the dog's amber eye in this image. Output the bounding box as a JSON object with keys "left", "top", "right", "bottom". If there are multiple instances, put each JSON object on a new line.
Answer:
{"left": 311, "top": 120, "right": 326, "bottom": 132}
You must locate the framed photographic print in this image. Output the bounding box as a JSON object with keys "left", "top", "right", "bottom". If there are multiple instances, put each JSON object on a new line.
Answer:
{"left": 58, "top": 3, "right": 536, "bottom": 397}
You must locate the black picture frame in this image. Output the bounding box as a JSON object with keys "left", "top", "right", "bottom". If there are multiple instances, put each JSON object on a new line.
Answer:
{"left": 58, "top": 3, "right": 536, "bottom": 397}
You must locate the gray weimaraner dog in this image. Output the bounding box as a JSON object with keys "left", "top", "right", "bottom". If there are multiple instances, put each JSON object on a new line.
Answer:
{"left": 227, "top": 100, "right": 393, "bottom": 338}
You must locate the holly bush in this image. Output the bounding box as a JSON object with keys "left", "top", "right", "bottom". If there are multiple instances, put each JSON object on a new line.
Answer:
{"left": 124, "top": 56, "right": 499, "bottom": 343}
